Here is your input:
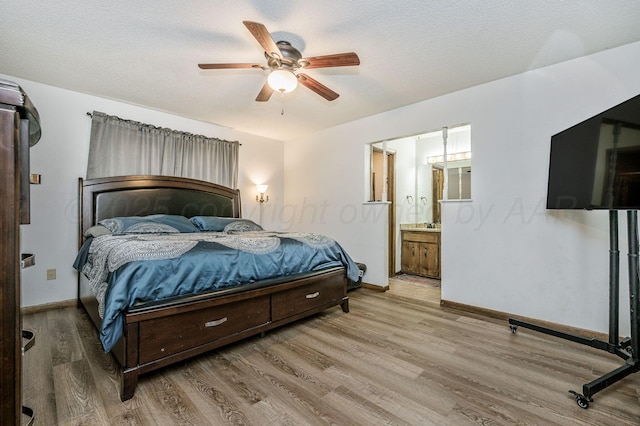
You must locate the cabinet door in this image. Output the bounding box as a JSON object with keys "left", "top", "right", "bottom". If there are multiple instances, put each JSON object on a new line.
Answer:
{"left": 419, "top": 242, "right": 440, "bottom": 278}
{"left": 401, "top": 241, "right": 419, "bottom": 274}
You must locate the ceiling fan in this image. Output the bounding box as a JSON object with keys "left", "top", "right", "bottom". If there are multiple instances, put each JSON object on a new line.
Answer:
{"left": 198, "top": 21, "right": 360, "bottom": 102}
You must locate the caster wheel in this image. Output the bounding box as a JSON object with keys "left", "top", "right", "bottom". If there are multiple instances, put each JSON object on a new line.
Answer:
{"left": 569, "top": 390, "right": 591, "bottom": 409}
{"left": 576, "top": 396, "right": 589, "bottom": 409}
{"left": 509, "top": 324, "right": 518, "bottom": 334}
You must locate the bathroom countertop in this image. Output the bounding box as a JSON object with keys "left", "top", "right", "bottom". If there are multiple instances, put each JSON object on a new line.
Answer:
{"left": 400, "top": 224, "right": 441, "bottom": 232}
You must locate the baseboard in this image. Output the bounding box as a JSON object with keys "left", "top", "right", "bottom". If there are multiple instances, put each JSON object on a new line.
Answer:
{"left": 361, "top": 282, "right": 389, "bottom": 292}
{"left": 21, "top": 299, "right": 76, "bottom": 315}
{"left": 440, "top": 299, "right": 609, "bottom": 340}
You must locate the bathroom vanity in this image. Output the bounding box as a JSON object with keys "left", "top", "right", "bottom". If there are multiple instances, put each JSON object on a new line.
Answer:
{"left": 400, "top": 226, "right": 441, "bottom": 279}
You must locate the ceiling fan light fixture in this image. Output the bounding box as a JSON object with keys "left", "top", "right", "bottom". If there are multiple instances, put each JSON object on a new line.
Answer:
{"left": 267, "top": 69, "right": 298, "bottom": 93}
{"left": 198, "top": 22, "right": 358, "bottom": 102}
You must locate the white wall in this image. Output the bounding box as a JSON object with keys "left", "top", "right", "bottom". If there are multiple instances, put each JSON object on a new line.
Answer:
{"left": 284, "top": 129, "right": 390, "bottom": 286}
{"left": 1, "top": 74, "right": 285, "bottom": 308}
{"left": 285, "top": 41, "right": 640, "bottom": 335}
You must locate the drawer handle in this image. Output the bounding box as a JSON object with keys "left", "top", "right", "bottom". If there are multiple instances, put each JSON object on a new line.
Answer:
{"left": 306, "top": 291, "right": 320, "bottom": 299}
{"left": 30, "top": 173, "right": 42, "bottom": 185}
{"left": 22, "top": 329, "right": 36, "bottom": 355}
{"left": 22, "top": 405, "right": 35, "bottom": 426}
{"left": 205, "top": 317, "right": 228, "bottom": 327}
{"left": 20, "top": 253, "right": 35, "bottom": 269}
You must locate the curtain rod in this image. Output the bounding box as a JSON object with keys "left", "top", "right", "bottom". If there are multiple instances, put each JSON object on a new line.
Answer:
{"left": 85, "top": 111, "right": 240, "bottom": 145}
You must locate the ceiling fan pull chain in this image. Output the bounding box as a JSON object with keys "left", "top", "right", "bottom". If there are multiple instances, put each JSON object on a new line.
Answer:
{"left": 280, "top": 91, "right": 285, "bottom": 116}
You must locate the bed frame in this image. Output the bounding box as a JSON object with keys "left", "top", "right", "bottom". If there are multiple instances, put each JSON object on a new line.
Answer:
{"left": 77, "top": 175, "right": 349, "bottom": 401}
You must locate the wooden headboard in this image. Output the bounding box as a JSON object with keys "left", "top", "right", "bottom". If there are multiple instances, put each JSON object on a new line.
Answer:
{"left": 79, "top": 175, "right": 241, "bottom": 242}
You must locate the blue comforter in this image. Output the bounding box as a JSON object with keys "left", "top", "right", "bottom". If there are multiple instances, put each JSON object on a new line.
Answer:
{"left": 74, "top": 231, "right": 360, "bottom": 352}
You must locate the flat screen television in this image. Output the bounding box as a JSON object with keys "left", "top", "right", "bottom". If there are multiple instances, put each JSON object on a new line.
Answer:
{"left": 547, "top": 94, "right": 640, "bottom": 210}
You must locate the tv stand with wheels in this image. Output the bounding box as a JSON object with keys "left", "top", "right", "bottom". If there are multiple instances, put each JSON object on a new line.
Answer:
{"left": 508, "top": 210, "right": 640, "bottom": 409}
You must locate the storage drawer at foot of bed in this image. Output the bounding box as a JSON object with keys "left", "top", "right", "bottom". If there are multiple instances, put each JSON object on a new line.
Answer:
{"left": 138, "top": 295, "right": 270, "bottom": 364}
{"left": 272, "top": 278, "right": 344, "bottom": 321}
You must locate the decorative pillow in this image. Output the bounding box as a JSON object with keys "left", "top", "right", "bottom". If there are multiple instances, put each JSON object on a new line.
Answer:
{"left": 190, "top": 216, "right": 263, "bottom": 233}
{"left": 98, "top": 214, "right": 198, "bottom": 234}
{"left": 84, "top": 224, "right": 112, "bottom": 238}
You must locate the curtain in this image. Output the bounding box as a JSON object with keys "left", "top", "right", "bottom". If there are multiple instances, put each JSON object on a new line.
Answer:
{"left": 86, "top": 111, "right": 239, "bottom": 188}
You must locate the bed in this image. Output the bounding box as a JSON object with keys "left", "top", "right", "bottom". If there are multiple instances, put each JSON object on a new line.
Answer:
{"left": 75, "top": 175, "right": 359, "bottom": 401}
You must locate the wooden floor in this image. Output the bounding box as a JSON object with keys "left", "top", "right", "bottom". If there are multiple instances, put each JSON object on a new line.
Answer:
{"left": 387, "top": 275, "right": 441, "bottom": 305}
{"left": 22, "top": 289, "right": 640, "bottom": 425}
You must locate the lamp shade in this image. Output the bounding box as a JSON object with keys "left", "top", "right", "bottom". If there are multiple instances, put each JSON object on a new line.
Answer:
{"left": 256, "top": 184, "right": 268, "bottom": 194}
{"left": 267, "top": 70, "right": 298, "bottom": 93}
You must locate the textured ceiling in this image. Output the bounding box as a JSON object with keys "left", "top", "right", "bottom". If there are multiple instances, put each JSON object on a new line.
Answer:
{"left": 2, "top": 1, "right": 640, "bottom": 141}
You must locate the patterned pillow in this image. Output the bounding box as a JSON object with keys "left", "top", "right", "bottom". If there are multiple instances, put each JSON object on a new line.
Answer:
{"left": 190, "top": 216, "right": 263, "bottom": 233}
{"left": 98, "top": 214, "right": 198, "bottom": 234}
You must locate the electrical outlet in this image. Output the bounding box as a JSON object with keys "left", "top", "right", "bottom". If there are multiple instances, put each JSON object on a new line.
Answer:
{"left": 46, "top": 269, "right": 56, "bottom": 280}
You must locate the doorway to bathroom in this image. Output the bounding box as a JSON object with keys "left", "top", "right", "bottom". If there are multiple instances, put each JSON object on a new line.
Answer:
{"left": 366, "top": 124, "right": 472, "bottom": 304}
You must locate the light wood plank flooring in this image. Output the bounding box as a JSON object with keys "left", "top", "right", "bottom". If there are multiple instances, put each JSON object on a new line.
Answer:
{"left": 22, "top": 289, "right": 640, "bottom": 425}
{"left": 388, "top": 275, "right": 441, "bottom": 305}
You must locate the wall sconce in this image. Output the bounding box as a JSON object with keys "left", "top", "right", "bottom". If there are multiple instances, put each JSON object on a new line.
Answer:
{"left": 256, "top": 184, "right": 269, "bottom": 203}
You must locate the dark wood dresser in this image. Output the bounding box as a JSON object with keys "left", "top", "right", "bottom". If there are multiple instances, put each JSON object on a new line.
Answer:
{"left": 0, "top": 79, "right": 41, "bottom": 425}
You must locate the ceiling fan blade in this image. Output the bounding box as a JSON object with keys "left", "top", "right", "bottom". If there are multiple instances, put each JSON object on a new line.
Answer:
{"left": 242, "top": 21, "right": 282, "bottom": 58}
{"left": 198, "top": 63, "right": 263, "bottom": 69}
{"left": 301, "top": 52, "right": 360, "bottom": 69}
{"left": 297, "top": 73, "right": 339, "bottom": 101}
{"left": 255, "top": 81, "right": 274, "bottom": 102}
